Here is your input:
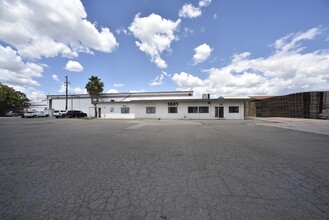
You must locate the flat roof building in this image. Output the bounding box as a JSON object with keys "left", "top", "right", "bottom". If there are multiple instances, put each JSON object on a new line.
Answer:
{"left": 47, "top": 91, "right": 251, "bottom": 119}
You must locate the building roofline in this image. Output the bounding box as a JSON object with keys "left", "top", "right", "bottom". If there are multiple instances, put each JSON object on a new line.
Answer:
{"left": 47, "top": 91, "right": 193, "bottom": 99}
{"left": 98, "top": 98, "right": 251, "bottom": 104}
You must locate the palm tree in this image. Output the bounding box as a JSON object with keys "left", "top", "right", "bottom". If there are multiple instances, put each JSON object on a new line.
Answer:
{"left": 85, "top": 75, "right": 104, "bottom": 118}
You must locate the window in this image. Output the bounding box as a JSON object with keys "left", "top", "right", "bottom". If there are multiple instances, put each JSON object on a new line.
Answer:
{"left": 188, "top": 107, "right": 198, "bottom": 113}
{"left": 146, "top": 107, "right": 156, "bottom": 114}
{"left": 168, "top": 107, "right": 178, "bottom": 113}
{"left": 229, "top": 106, "right": 239, "bottom": 113}
{"left": 121, "top": 107, "right": 130, "bottom": 114}
{"left": 199, "top": 106, "right": 209, "bottom": 113}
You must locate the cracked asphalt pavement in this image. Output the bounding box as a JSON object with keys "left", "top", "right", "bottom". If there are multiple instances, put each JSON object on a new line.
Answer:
{"left": 0, "top": 117, "right": 329, "bottom": 219}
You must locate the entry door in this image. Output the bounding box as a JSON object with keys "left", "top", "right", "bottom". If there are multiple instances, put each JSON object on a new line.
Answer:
{"left": 98, "top": 108, "right": 101, "bottom": 118}
{"left": 215, "top": 107, "right": 224, "bottom": 118}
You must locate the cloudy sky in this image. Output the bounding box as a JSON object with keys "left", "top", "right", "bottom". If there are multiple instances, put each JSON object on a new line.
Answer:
{"left": 0, "top": 0, "right": 329, "bottom": 100}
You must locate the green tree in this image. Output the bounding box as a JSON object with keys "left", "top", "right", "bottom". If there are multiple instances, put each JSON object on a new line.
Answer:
{"left": 0, "top": 83, "right": 30, "bottom": 116}
{"left": 85, "top": 76, "right": 104, "bottom": 118}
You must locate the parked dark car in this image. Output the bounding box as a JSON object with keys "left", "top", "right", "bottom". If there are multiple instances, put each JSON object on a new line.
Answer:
{"left": 5, "top": 110, "right": 24, "bottom": 117}
{"left": 66, "top": 110, "right": 87, "bottom": 118}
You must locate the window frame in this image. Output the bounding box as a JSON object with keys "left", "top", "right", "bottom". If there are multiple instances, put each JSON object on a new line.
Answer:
{"left": 146, "top": 107, "right": 156, "bottom": 114}
{"left": 229, "top": 106, "right": 239, "bottom": 113}
{"left": 188, "top": 106, "right": 198, "bottom": 113}
{"left": 168, "top": 107, "right": 178, "bottom": 114}
{"left": 199, "top": 106, "right": 209, "bottom": 113}
{"left": 121, "top": 107, "right": 130, "bottom": 114}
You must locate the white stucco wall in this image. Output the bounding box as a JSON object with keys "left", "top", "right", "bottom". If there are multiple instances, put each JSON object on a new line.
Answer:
{"left": 97, "top": 101, "right": 245, "bottom": 120}
{"left": 48, "top": 97, "right": 96, "bottom": 117}
{"left": 48, "top": 95, "right": 245, "bottom": 120}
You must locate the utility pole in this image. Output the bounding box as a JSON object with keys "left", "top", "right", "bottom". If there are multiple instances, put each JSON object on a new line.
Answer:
{"left": 64, "top": 76, "right": 70, "bottom": 111}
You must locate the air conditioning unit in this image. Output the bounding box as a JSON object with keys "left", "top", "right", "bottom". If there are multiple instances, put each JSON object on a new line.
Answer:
{"left": 202, "top": 94, "right": 210, "bottom": 99}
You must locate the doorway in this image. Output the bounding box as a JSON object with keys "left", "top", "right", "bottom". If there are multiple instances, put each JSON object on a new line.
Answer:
{"left": 215, "top": 107, "right": 224, "bottom": 118}
{"left": 98, "top": 108, "right": 101, "bottom": 118}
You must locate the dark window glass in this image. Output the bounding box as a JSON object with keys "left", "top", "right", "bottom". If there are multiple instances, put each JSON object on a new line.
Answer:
{"left": 188, "top": 107, "right": 198, "bottom": 113}
{"left": 121, "top": 107, "right": 130, "bottom": 114}
{"left": 229, "top": 106, "right": 239, "bottom": 113}
{"left": 199, "top": 106, "right": 209, "bottom": 113}
{"left": 146, "top": 107, "right": 156, "bottom": 114}
{"left": 168, "top": 107, "right": 177, "bottom": 113}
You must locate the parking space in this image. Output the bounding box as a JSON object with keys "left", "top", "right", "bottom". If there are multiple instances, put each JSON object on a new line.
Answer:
{"left": 250, "top": 117, "right": 329, "bottom": 136}
{"left": 0, "top": 117, "right": 329, "bottom": 219}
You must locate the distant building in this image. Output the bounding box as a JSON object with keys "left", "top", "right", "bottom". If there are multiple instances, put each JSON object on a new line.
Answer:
{"left": 47, "top": 91, "right": 251, "bottom": 119}
{"left": 27, "top": 100, "right": 47, "bottom": 112}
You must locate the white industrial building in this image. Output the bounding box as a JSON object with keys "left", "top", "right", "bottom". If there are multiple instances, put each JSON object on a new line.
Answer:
{"left": 47, "top": 91, "right": 250, "bottom": 119}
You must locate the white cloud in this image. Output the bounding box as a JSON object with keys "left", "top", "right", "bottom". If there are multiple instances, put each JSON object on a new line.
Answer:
{"left": 72, "top": 87, "right": 86, "bottom": 94}
{"left": 172, "top": 72, "right": 204, "bottom": 89}
{"left": 129, "top": 90, "right": 146, "bottom": 93}
{"left": 11, "top": 85, "right": 46, "bottom": 101}
{"left": 0, "top": 45, "right": 43, "bottom": 86}
{"left": 273, "top": 27, "right": 322, "bottom": 54}
{"left": 213, "top": 14, "right": 217, "bottom": 20}
{"left": 58, "top": 85, "right": 66, "bottom": 93}
{"left": 179, "top": 4, "right": 202, "bottom": 18}
{"left": 199, "top": 0, "right": 212, "bottom": 7}
{"left": 0, "top": 0, "right": 118, "bottom": 59}
{"left": 58, "top": 84, "right": 86, "bottom": 94}
{"left": 193, "top": 43, "right": 213, "bottom": 64}
{"left": 149, "top": 71, "right": 168, "bottom": 86}
{"left": 52, "top": 74, "right": 59, "bottom": 82}
{"left": 113, "top": 83, "right": 124, "bottom": 87}
{"left": 65, "top": 60, "right": 83, "bottom": 72}
{"left": 182, "top": 27, "right": 194, "bottom": 37}
{"left": 172, "top": 27, "right": 329, "bottom": 97}
{"left": 116, "top": 27, "right": 128, "bottom": 35}
{"left": 107, "top": 89, "right": 119, "bottom": 93}
{"left": 179, "top": 0, "right": 211, "bottom": 19}
{"left": 129, "top": 13, "right": 181, "bottom": 69}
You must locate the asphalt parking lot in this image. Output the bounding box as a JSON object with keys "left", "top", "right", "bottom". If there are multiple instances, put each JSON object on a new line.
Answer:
{"left": 0, "top": 117, "right": 329, "bottom": 219}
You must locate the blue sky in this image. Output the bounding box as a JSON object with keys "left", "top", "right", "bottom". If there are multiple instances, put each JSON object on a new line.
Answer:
{"left": 0, "top": 0, "right": 329, "bottom": 100}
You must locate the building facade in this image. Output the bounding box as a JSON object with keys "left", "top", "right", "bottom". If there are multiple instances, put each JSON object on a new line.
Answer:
{"left": 47, "top": 91, "right": 250, "bottom": 119}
